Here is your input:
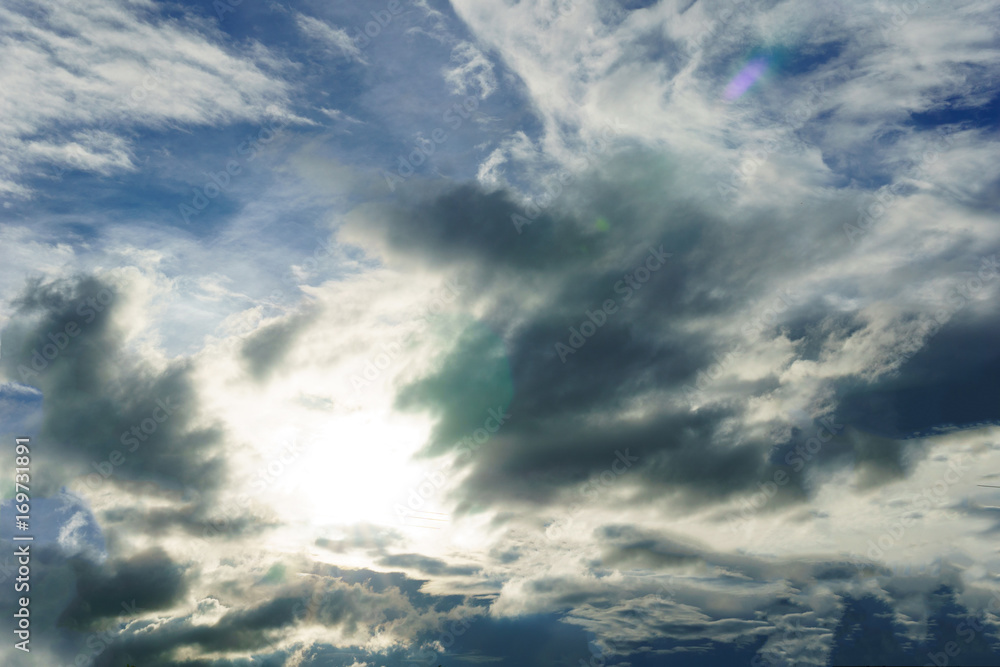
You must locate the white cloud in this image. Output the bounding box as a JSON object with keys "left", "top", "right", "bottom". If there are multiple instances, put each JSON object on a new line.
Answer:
{"left": 0, "top": 0, "right": 294, "bottom": 197}
{"left": 476, "top": 147, "right": 507, "bottom": 188}
{"left": 57, "top": 511, "right": 93, "bottom": 556}
{"left": 449, "top": 0, "right": 1000, "bottom": 203}
{"left": 319, "top": 107, "right": 365, "bottom": 125}
{"left": 443, "top": 40, "right": 498, "bottom": 100}
{"left": 294, "top": 12, "right": 366, "bottom": 63}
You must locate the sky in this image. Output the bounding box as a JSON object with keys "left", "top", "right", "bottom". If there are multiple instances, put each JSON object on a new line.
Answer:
{"left": 1, "top": 0, "right": 1000, "bottom": 665}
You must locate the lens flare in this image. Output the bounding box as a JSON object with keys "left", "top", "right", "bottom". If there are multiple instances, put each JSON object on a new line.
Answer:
{"left": 724, "top": 57, "right": 769, "bottom": 100}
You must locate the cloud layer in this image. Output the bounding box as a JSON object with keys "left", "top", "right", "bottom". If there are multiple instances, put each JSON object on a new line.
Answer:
{"left": 2, "top": 0, "right": 1000, "bottom": 665}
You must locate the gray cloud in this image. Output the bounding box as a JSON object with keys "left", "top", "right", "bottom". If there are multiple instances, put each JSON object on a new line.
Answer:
{"left": 57, "top": 547, "right": 187, "bottom": 630}
{"left": 346, "top": 150, "right": 956, "bottom": 523}
{"left": 241, "top": 307, "right": 317, "bottom": 381}
{"left": 0, "top": 274, "right": 228, "bottom": 498}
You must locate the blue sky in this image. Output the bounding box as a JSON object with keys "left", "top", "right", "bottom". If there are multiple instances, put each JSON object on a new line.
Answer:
{"left": 2, "top": 0, "right": 1000, "bottom": 665}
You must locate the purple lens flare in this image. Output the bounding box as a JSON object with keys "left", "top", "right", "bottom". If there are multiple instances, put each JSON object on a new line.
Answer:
{"left": 724, "top": 57, "right": 769, "bottom": 100}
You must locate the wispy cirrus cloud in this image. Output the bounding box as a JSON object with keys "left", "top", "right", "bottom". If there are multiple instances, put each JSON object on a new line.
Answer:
{"left": 294, "top": 12, "right": 367, "bottom": 63}
{"left": 0, "top": 0, "right": 294, "bottom": 197}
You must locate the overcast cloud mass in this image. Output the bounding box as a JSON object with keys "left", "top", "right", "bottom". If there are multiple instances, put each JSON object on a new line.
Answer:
{"left": 2, "top": 0, "right": 1000, "bottom": 665}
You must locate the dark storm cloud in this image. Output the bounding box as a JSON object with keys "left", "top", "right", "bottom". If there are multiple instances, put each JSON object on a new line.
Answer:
{"left": 110, "top": 612, "right": 613, "bottom": 667}
{"left": 377, "top": 552, "right": 481, "bottom": 576}
{"left": 351, "top": 182, "right": 588, "bottom": 271}
{"left": 591, "top": 524, "right": 921, "bottom": 587}
{"left": 594, "top": 524, "right": 827, "bottom": 582}
{"left": 58, "top": 547, "right": 187, "bottom": 629}
{"left": 827, "top": 589, "right": 1000, "bottom": 666}
{"left": 595, "top": 525, "right": 704, "bottom": 568}
{"left": 85, "top": 563, "right": 478, "bottom": 665}
{"left": 0, "top": 274, "right": 228, "bottom": 498}
{"left": 101, "top": 499, "right": 278, "bottom": 542}
{"left": 347, "top": 151, "right": 930, "bottom": 518}
{"left": 836, "top": 308, "right": 1000, "bottom": 439}
{"left": 512, "top": 525, "right": 1000, "bottom": 664}
{"left": 183, "top": 596, "right": 307, "bottom": 651}
{"left": 92, "top": 597, "right": 305, "bottom": 663}
{"left": 449, "top": 406, "right": 802, "bottom": 514}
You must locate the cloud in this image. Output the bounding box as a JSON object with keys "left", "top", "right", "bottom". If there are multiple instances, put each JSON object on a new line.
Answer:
{"left": 320, "top": 108, "right": 366, "bottom": 126}
{"left": 443, "top": 41, "right": 497, "bottom": 99}
{"left": 324, "top": 133, "right": 1000, "bottom": 664}
{"left": 0, "top": 0, "right": 293, "bottom": 196}
{"left": 240, "top": 307, "right": 317, "bottom": 381}
{"left": 295, "top": 12, "right": 366, "bottom": 63}
{"left": 343, "top": 149, "right": 990, "bottom": 519}
{"left": 377, "top": 553, "right": 481, "bottom": 576}
{"left": 4, "top": 1, "right": 1000, "bottom": 664}
{"left": 0, "top": 272, "right": 232, "bottom": 503}
{"left": 57, "top": 547, "right": 188, "bottom": 629}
